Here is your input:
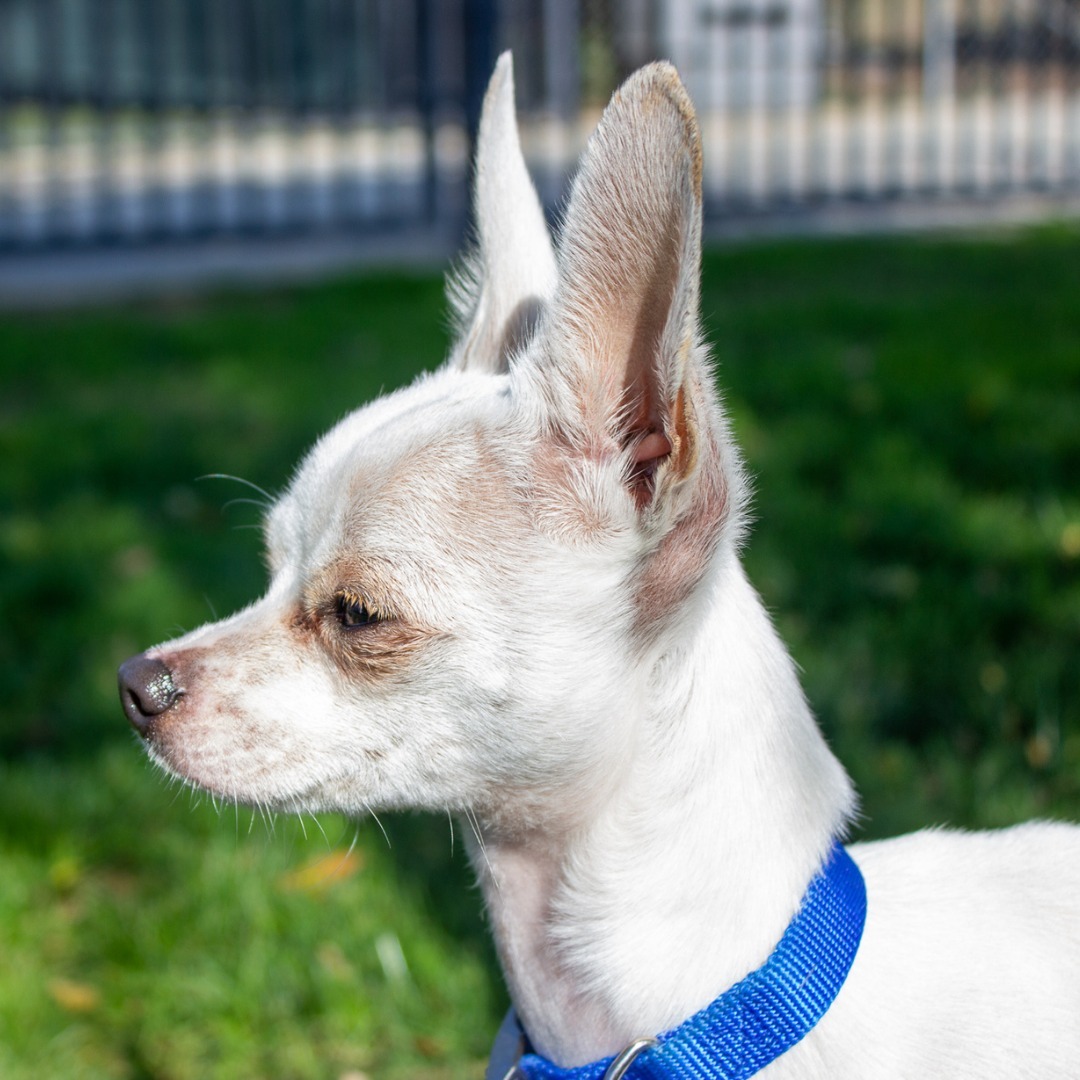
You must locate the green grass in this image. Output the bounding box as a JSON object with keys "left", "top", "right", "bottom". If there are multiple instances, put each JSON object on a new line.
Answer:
{"left": 1, "top": 226, "right": 1078, "bottom": 1077}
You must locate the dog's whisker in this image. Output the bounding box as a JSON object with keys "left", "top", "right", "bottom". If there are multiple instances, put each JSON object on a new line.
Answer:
{"left": 465, "top": 807, "right": 498, "bottom": 892}
{"left": 447, "top": 809, "right": 455, "bottom": 858}
{"left": 366, "top": 805, "right": 391, "bottom": 850}
{"left": 166, "top": 777, "right": 187, "bottom": 809}
{"left": 222, "top": 497, "right": 271, "bottom": 514}
{"left": 310, "top": 813, "right": 331, "bottom": 849}
{"left": 344, "top": 827, "right": 361, "bottom": 861}
{"left": 198, "top": 472, "right": 275, "bottom": 507}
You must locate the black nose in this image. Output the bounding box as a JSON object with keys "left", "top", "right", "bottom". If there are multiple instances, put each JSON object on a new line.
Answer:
{"left": 118, "top": 654, "right": 180, "bottom": 736}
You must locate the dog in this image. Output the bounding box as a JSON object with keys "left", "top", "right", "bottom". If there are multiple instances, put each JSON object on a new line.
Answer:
{"left": 119, "top": 55, "right": 1080, "bottom": 1077}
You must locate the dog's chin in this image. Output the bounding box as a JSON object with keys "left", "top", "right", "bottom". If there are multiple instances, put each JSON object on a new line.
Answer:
{"left": 140, "top": 737, "right": 341, "bottom": 815}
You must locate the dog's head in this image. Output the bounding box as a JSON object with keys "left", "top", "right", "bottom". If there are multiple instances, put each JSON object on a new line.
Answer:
{"left": 118, "top": 56, "right": 745, "bottom": 835}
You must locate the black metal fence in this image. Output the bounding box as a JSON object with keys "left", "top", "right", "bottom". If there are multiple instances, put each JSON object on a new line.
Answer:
{"left": 668, "top": 0, "right": 1080, "bottom": 214}
{"left": 1, "top": 0, "right": 1079, "bottom": 254}
{"left": 0, "top": 0, "right": 508, "bottom": 247}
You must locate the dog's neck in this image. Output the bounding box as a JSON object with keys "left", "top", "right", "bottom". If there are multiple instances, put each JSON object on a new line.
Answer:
{"left": 470, "top": 551, "right": 856, "bottom": 1068}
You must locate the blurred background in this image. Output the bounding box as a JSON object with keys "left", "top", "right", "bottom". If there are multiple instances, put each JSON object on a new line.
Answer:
{"left": 2, "top": 0, "right": 1080, "bottom": 269}
{"left": 1, "top": 3, "right": 1078, "bottom": 1079}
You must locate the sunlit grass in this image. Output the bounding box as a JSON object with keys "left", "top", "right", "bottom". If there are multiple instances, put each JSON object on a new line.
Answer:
{"left": 0, "top": 747, "right": 496, "bottom": 1080}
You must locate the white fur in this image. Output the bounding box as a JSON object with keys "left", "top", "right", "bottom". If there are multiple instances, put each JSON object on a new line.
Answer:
{"left": 130, "top": 55, "right": 1080, "bottom": 1077}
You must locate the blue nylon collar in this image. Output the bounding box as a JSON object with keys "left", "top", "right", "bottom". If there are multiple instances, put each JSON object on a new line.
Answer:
{"left": 486, "top": 842, "right": 866, "bottom": 1080}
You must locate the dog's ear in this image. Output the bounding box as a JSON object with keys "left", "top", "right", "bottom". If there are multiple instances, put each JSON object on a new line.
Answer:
{"left": 528, "top": 65, "right": 736, "bottom": 624}
{"left": 448, "top": 52, "right": 557, "bottom": 375}
{"left": 540, "top": 63, "right": 719, "bottom": 518}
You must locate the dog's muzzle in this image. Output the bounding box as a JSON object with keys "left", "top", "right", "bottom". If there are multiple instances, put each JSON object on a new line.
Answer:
{"left": 118, "top": 654, "right": 181, "bottom": 737}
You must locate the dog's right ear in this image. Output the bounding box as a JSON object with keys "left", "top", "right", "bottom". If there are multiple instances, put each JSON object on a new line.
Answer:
{"left": 521, "top": 65, "right": 740, "bottom": 627}
{"left": 448, "top": 52, "right": 558, "bottom": 375}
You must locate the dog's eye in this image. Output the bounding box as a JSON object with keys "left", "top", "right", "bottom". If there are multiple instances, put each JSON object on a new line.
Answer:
{"left": 335, "top": 592, "right": 380, "bottom": 630}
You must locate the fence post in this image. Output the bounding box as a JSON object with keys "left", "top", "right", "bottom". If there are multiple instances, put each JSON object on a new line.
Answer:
{"left": 923, "top": 0, "right": 956, "bottom": 191}
{"left": 544, "top": 0, "right": 579, "bottom": 123}
{"left": 923, "top": 0, "right": 956, "bottom": 104}
{"left": 415, "top": 0, "right": 438, "bottom": 228}
{"left": 465, "top": 0, "right": 498, "bottom": 146}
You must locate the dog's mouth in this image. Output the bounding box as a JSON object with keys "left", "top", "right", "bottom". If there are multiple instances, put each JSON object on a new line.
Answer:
{"left": 134, "top": 702, "right": 363, "bottom": 818}
{"left": 142, "top": 736, "right": 339, "bottom": 815}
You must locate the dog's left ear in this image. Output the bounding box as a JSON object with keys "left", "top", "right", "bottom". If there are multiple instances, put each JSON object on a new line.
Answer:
{"left": 539, "top": 63, "right": 721, "bottom": 521}
{"left": 449, "top": 52, "right": 558, "bottom": 374}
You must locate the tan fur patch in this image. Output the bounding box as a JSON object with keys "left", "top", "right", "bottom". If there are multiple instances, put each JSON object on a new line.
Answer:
{"left": 528, "top": 431, "right": 619, "bottom": 544}
{"left": 633, "top": 422, "right": 728, "bottom": 632}
{"left": 294, "top": 559, "right": 442, "bottom": 687}
{"left": 315, "top": 614, "right": 442, "bottom": 685}
{"left": 669, "top": 375, "right": 698, "bottom": 483}
{"left": 300, "top": 428, "right": 529, "bottom": 684}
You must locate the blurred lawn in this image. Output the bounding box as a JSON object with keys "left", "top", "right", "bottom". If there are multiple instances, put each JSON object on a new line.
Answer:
{"left": 1, "top": 226, "right": 1078, "bottom": 1078}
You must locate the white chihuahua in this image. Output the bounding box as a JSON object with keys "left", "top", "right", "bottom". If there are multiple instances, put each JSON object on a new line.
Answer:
{"left": 119, "top": 56, "right": 1080, "bottom": 1078}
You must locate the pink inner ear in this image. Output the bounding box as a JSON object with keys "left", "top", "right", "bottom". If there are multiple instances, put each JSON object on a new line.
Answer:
{"left": 628, "top": 429, "right": 674, "bottom": 510}
{"left": 632, "top": 430, "right": 672, "bottom": 467}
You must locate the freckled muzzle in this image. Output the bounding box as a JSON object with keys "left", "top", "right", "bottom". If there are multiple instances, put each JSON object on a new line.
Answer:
{"left": 118, "top": 654, "right": 181, "bottom": 737}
